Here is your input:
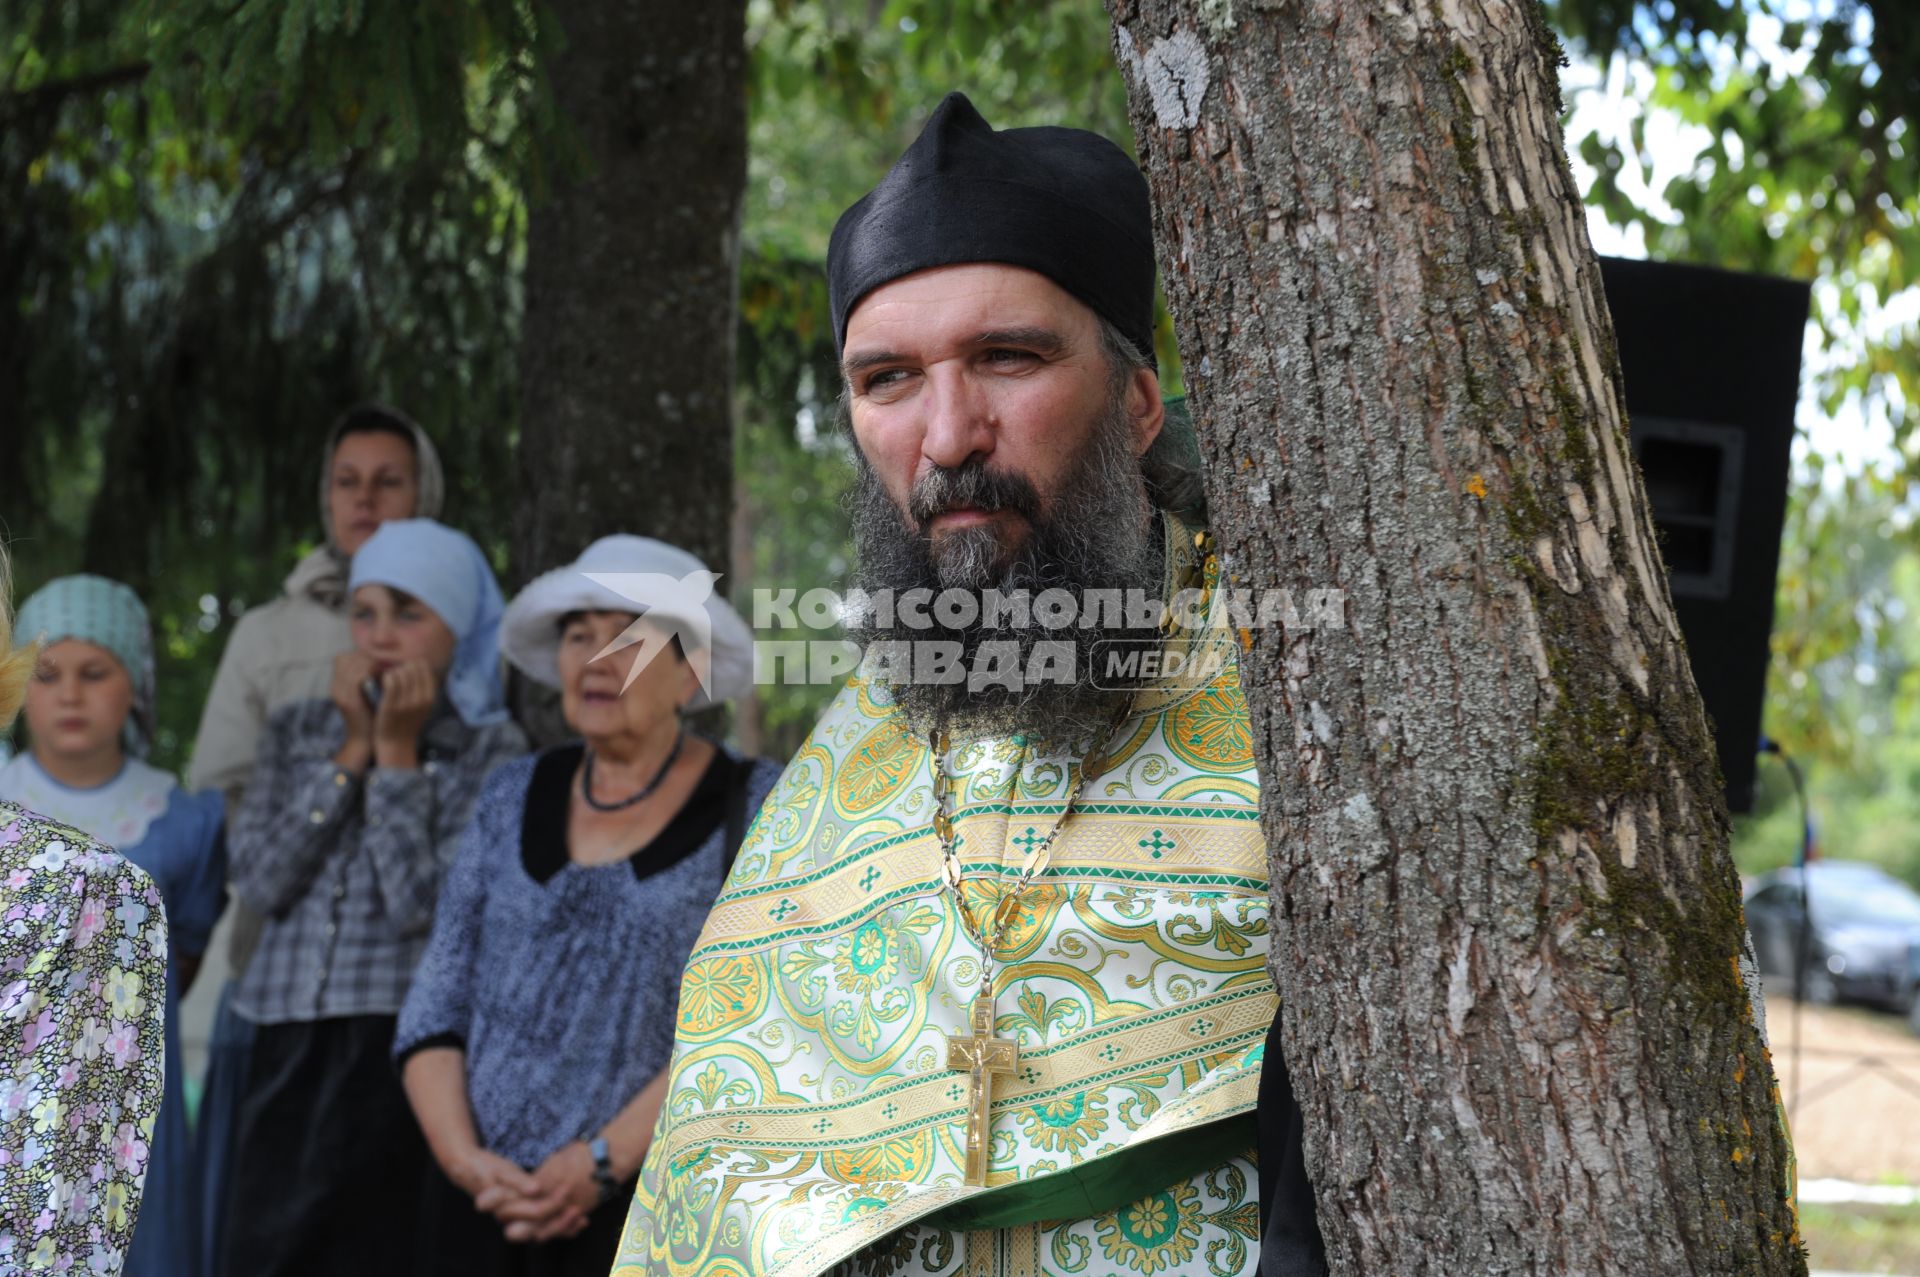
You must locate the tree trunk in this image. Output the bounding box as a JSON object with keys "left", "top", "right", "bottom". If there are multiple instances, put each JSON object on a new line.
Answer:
{"left": 1105, "top": 2, "right": 1802, "bottom": 1273}
{"left": 513, "top": 0, "right": 747, "bottom": 585}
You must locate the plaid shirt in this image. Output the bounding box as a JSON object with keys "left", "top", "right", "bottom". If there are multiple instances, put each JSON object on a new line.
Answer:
{"left": 229, "top": 696, "right": 527, "bottom": 1023}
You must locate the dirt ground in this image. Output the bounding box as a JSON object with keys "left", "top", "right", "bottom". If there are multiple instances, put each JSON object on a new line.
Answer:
{"left": 1765, "top": 989, "right": 1920, "bottom": 1184}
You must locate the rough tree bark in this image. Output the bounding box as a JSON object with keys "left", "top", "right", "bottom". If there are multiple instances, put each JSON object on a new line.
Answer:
{"left": 1106, "top": 2, "right": 1802, "bottom": 1273}
{"left": 514, "top": 0, "right": 747, "bottom": 583}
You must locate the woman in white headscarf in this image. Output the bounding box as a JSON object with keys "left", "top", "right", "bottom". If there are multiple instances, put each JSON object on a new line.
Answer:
{"left": 396, "top": 536, "right": 779, "bottom": 1275}
{"left": 190, "top": 404, "right": 446, "bottom": 803}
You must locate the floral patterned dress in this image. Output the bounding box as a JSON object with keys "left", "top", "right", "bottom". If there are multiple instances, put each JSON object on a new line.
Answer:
{"left": 0, "top": 801, "right": 169, "bottom": 1274}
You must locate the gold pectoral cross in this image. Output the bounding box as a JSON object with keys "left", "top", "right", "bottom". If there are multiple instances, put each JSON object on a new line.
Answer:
{"left": 946, "top": 991, "right": 1018, "bottom": 1186}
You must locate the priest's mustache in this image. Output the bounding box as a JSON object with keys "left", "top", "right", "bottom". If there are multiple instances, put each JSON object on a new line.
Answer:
{"left": 906, "top": 459, "right": 1043, "bottom": 531}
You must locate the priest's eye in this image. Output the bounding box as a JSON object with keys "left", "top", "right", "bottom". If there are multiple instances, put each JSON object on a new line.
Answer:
{"left": 864, "top": 368, "right": 911, "bottom": 393}
{"left": 983, "top": 348, "right": 1039, "bottom": 369}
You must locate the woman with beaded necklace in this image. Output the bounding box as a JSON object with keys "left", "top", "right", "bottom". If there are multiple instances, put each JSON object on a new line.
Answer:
{"left": 396, "top": 535, "right": 778, "bottom": 1276}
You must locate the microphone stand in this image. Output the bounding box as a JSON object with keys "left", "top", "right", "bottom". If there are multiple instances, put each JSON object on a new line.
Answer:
{"left": 1759, "top": 735, "right": 1812, "bottom": 1118}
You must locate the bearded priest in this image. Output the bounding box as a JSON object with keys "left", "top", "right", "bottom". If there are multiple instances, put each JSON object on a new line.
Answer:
{"left": 613, "top": 92, "right": 1317, "bottom": 1277}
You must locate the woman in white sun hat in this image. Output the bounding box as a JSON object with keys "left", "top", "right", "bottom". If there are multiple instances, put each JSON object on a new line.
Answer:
{"left": 395, "top": 535, "right": 780, "bottom": 1275}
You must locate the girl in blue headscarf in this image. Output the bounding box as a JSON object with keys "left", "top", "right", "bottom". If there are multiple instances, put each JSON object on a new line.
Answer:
{"left": 0, "top": 574, "right": 227, "bottom": 1277}
{"left": 217, "top": 520, "right": 526, "bottom": 1277}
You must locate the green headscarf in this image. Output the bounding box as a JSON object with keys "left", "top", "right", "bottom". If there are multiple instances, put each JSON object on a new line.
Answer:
{"left": 15, "top": 575, "right": 156, "bottom": 757}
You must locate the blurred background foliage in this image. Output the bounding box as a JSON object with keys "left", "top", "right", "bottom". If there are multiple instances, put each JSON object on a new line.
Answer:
{"left": 3, "top": 0, "right": 1917, "bottom": 878}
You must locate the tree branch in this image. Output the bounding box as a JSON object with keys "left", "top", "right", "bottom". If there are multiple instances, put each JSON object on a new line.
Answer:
{"left": 2, "top": 0, "right": 56, "bottom": 98}
{"left": 0, "top": 61, "right": 153, "bottom": 127}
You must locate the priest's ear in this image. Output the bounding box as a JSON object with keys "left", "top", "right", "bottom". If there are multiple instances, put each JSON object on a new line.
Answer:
{"left": 1099, "top": 317, "right": 1164, "bottom": 458}
{"left": 1125, "top": 368, "right": 1166, "bottom": 458}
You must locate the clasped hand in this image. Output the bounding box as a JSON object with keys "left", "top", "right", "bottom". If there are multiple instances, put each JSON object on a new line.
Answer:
{"left": 460, "top": 1142, "right": 599, "bottom": 1244}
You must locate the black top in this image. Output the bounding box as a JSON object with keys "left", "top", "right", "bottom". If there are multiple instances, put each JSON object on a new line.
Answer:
{"left": 827, "top": 91, "right": 1156, "bottom": 363}
{"left": 520, "top": 742, "right": 735, "bottom": 885}
{"left": 1258, "top": 1009, "right": 1329, "bottom": 1275}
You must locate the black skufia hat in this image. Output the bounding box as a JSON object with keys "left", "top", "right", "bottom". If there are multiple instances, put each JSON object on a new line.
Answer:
{"left": 828, "top": 92, "right": 1157, "bottom": 364}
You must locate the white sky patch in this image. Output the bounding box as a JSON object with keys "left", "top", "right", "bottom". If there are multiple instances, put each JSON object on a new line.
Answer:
{"left": 1560, "top": 16, "right": 1910, "bottom": 483}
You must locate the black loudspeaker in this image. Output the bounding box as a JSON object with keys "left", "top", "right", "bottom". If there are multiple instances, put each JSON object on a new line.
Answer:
{"left": 1597, "top": 256, "right": 1808, "bottom": 814}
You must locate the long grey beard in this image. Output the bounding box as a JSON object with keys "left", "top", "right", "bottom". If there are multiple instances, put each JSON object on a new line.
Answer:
{"left": 847, "top": 394, "right": 1165, "bottom": 745}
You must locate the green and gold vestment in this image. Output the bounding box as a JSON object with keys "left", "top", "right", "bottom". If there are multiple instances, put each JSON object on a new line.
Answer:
{"left": 615, "top": 518, "right": 1276, "bottom": 1277}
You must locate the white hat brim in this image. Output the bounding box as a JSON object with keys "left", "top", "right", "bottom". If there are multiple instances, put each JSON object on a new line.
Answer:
{"left": 500, "top": 559, "right": 754, "bottom": 709}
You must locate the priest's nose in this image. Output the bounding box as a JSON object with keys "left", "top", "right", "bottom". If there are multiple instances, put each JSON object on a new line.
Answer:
{"left": 918, "top": 369, "right": 997, "bottom": 472}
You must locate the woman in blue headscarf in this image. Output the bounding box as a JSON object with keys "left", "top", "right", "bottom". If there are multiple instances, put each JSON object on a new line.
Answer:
{"left": 217, "top": 520, "right": 526, "bottom": 1277}
{"left": 0, "top": 574, "right": 221, "bottom": 1276}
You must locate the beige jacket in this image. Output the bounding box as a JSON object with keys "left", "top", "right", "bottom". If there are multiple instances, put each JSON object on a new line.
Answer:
{"left": 186, "top": 548, "right": 352, "bottom": 798}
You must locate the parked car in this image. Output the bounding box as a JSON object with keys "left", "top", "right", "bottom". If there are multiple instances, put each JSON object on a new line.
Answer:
{"left": 1743, "top": 860, "right": 1920, "bottom": 1012}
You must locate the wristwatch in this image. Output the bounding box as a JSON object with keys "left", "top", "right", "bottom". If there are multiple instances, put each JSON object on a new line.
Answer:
{"left": 588, "top": 1135, "right": 618, "bottom": 1204}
